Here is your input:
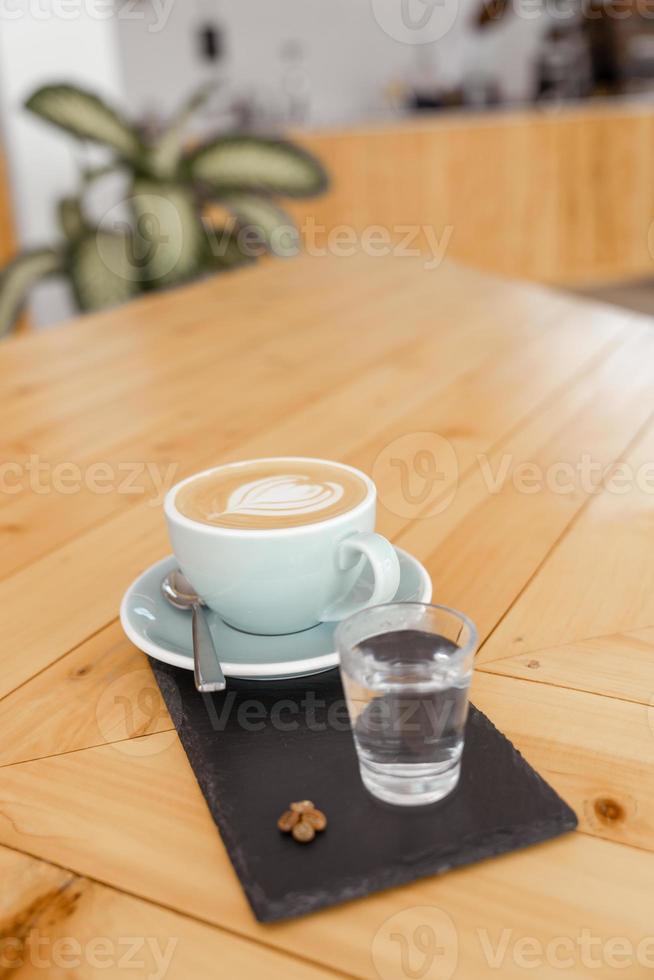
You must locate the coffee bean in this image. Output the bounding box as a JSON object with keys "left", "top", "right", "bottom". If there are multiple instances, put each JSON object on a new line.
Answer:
{"left": 292, "top": 819, "right": 316, "bottom": 843}
{"left": 290, "top": 800, "right": 315, "bottom": 813}
{"left": 277, "top": 809, "right": 300, "bottom": 832}
{"left": 304, "top": 808, "right": 327, "bottom": 831}
{"left": 278, "top": 801, "right": 327, "bottom": 842}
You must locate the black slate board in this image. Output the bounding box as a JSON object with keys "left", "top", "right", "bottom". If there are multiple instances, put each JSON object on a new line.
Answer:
{"left": 151, "top": 661, "right": 577, "bottom": 922}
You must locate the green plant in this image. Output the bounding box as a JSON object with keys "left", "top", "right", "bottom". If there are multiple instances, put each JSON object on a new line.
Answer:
{"left": 0, "top": 83, "right": 328, "bottom": 337}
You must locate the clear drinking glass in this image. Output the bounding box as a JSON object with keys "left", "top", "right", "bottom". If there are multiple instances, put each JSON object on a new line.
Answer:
{"left": 336, "top": 602, "right": 478, "bottom": 806}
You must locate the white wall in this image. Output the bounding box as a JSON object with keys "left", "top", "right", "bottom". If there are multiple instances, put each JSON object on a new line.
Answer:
{"left": 0, "top": 3, "right": 124, "bottom": 325}
{"left": 115, "top": 0, "right": 421, "bottom": 128}
{"left": 114, "top": 0, "right": 547, "bottom": 129}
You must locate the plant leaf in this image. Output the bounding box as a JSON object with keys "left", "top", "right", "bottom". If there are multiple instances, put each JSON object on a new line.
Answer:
{"left": 203, "top": 224, "right": 258, "bottom": 271}
{"left": 186, "top": 136, "right": 328, "bottom": 198}
{"left": 82, "top": 163, "right": 123, "bottom": 185}
{"left": 69, "top": 232, "right": 141, "bottom": 312}
{"left": 220, "top": 193, "right": 299, "bottom": 255}
{"left": 0, "top": 249, "right": 64, "bottom": 337}
{"left": 58, "top": 196, "right": 86, "bottom": 241}
{"left": 25, "top": 84, "right": 142, "bottom": 161}
{"left": 147, "top": 83, "right": 216, "bottom": 180}
{"left": 130, "top": 180, "right": 206, "bottom": 287}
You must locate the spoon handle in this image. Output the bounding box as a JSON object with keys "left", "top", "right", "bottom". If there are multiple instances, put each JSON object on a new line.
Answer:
{"left": 192, "top": 604, "right": 226, "bottom": 693}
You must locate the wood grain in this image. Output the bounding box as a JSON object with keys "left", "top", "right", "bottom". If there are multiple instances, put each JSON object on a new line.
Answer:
{"left": 0, "top": 294, "right": 623, "bottom": 584}
{"left": 471, "top": 672, "right": 654, "bottom": 853}
{"left": 2, "top": 251, "right": 654, "bottom": 975}
{"left": 393, "top": 325, "right": 654, "bottom": 642}
{"left": 0, "top": 294, "right": 633, "bottom": 767}
{"left": 0, "top": 845, "right": 340, "bottom": 980}
{"left": 0, "top": 736, "right": 654, "bottom": 978}
{"left": 0, "top": 258, "right": 640, "bottom": 703}
{"left": 479, "top": 411, "right": 654, "bottom": 664}
{"left": 481, "top": 627, "right": 654, "bottom": 705}
{"left": 0, "top": 623, "right": 172, "bottom": 769}
{"left": 0, "top": 264, "right": 571, "bottom": 578}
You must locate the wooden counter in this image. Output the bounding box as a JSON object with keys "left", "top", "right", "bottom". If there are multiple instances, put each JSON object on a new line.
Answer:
{"left": 291, "top": 100, "right": 654, "bottom": 286}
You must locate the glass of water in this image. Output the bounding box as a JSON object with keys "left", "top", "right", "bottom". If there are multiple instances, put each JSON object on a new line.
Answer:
{"left": 336, "top": 602, "right": 478, "bottom": 807}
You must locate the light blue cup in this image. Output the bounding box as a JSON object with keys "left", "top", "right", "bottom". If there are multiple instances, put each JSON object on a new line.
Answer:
{"left": 164, "top": 457, "right": 401, "bottom": 635}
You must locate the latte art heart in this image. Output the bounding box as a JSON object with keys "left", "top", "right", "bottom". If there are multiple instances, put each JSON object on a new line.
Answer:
{"left": 221, "top": 475, "right": 344, "bottom": 518}
{"left": 175, "top": 459, "right": 369, "bottom": 529}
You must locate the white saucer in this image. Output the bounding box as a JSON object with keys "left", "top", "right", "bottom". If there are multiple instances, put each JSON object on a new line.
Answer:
{"left": 120, "top": 548, "right": 432, "bottom": 681}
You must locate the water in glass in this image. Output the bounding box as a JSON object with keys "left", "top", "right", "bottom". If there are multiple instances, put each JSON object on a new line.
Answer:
{"left": 337, "top": 605, "right": 477, "bottom": 806}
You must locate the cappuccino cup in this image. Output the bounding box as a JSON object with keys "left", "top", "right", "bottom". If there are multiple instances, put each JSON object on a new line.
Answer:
{"left": 164, "top": 457, "right": 400, "bottom": 635}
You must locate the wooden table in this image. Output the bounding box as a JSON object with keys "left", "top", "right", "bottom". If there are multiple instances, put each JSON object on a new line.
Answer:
{"left": 1, "top": 253, "right": 654, "bottom": 979}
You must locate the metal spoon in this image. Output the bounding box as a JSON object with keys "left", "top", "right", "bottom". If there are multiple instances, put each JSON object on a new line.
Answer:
{"left": 161, "top": 569, "right": 226, "bottom": 693}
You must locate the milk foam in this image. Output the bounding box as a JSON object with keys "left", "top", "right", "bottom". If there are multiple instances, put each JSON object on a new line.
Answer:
{"left": 216, "top": 474, "right": 344, "bottom": 520}
{"left": 175, "top": 459, "right": 369, "bottom": 529}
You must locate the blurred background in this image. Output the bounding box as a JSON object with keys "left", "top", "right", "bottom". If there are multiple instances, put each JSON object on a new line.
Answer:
{"left": 3, "top": 0, "right": 654, "bottom": 328}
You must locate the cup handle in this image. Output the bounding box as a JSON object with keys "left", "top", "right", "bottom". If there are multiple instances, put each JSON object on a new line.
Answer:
{"left": 322, "top": 531, "right": 401, "bottom": 622}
